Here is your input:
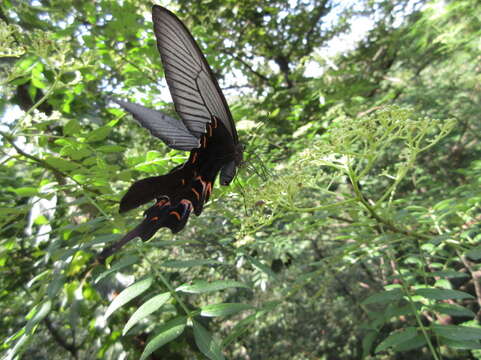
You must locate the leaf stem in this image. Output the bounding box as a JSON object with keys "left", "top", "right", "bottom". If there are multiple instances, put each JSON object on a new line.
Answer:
{"left": 387, "top": 252, "right": 441, "bottom": 360}
{"left": 140, "top": 248, "right": 192, "bottom": 317}
{"left": 347, "top": 166, "right": 430, "bottom": 241}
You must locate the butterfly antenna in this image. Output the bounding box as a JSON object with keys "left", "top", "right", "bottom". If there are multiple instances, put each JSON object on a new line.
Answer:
{"left": 234, "top": 177, "right": 249, "bottom": 216}
{"left": 244, "top": 152, "right": 270, "bottom": 181}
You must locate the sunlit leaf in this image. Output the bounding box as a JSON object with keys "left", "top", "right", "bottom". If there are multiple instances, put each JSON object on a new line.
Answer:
{"left": 123, "top": 292, "right": 171, "bottom": 335}
{"left": 25, "top": 301, "right": 51, "bottom": 333}
{"left": 140, "top": 316, "right": 186, "bottom": 360}
{"left": 86, "top": 126, "right": 112, "bottom": 142}
{"left": 105, "top": 277, "right": 153, "bottom": 319}
{"left": 11, "top": 187, "right": 38, "bottom": 196}
{"left": 44, "top": 156, "right": 79, "bottom": 171}
{"left": 95, "top": 255, "right": 139, "bottom": 283}
{"left": 63, "top": 119, "right": 82, "bottom": 136}
{"left": 415, "top": 288, "right": 474, "bottom": 300}
{"left": 200, "top": 303, "right": 253, "bottom": 317}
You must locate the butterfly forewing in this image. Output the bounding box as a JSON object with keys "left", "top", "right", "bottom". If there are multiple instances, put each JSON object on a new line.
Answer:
{"left": 113, "top": 99, "right": 199, "bottom": 150}
{"left": 152, "top": 5, "right": 239, "bottom": 143}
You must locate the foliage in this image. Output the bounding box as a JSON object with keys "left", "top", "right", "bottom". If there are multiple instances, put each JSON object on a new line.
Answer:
{"left": 1, "top": 0, "right": 480, "bottom": 359}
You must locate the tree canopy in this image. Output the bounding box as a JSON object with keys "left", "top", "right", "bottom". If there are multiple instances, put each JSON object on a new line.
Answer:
{"left": 1, "top": 0, "right": 480, "bottom": 359}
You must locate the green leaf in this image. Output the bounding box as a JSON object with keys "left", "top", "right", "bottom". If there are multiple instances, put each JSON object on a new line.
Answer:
{"left": 94, "top": 255, "right": 139, "bottom": 283}
{"left": 97, "top": 144, "right": 125, "bottom": 153}
{"left": 105, "top": 277, "right": 153, "bottom": 319}
{"left": 222, "top": 313, "right": 258, "bottom": 347}
{"left": 430, "top": 270, "right": 469, "bottom": 279}
{"left": 0, "top": 206, "right": 27, "bottom": 216}
{"left": 17, "top": 56, "right": 37, "bottom": 71}
{"left": 8, "top": 333, "right": 31, "bottom": 360}
{"left": 176, "top": 280, "right": 250, "bottom": 294}
{"left": 193, "top": 320, "right": 225, "bottom": 360}
{"left": 47, "top": 273, "right": 65, "bottom": 298}
{"left": 440, "top": 338, "right": 481, "bottom": 350}
{"left": 31, "top": 63, "right": 47, "bottom": 89}
{"left": 246, "top": 255, "right": 278, "bottom": 280}
{"left": 146, "top": 150, "right": 161, "bottom": 161}
{"left": 362, "top": 289, "right": 403, "bottom": 305}
{"left": 393, "top": 334, "right": 426, "bottom": 352}
{"left": 160, "top": 259, "right": 221, "bottom": 268}
{"left": 44, "top": 156, "right": 79, "bottom": 171}
{"left": 362, "top": 331, "right": 378, "bottom": 357}
{"left": 34, "top": 214, "right": 49, "bottom": 225}
{"left": 375, "top": 327, "right": 417, "bottom": 353}
{"left": 466, "top": 246, "right": 481, "bottom": 260}
{"left": 25, "top": 300, "right": 52, "bottom": 333}
{"left": 140, "top": 316, "right": 186, "bottom": 360}
{"left": 415, "top": 288, "right": 474, "bottom": 300}
{"left": 63, "top": 119, "right": 82, "bottom": 136}
{"left": 432, "top": 324, "right": 481, "bottom": 341}
{"left": 86, "top": 126, "right": 112, "bottom": 142}
{"left": 432, "top": 303, "right": 476, "bottom": 317}
{"left": 60, "top": 145, "right": 91, "bottom": 160}
{"left": 123, "top": 293, "right": 171, "bottom": 335}
{"left": 11, "top": 187, "right": 38, "bottom": 197}
{"left": 201, "top": 303, "right": 253, "bottom": 317}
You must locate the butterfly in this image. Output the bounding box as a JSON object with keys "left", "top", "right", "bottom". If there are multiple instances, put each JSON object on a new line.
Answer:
{"left": 99, "top": 6, "right": 242, "bottom": 261}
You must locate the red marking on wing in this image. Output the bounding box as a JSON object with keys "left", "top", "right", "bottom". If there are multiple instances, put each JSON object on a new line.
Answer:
{"left": 169, "top": 211, "right": 181, "bottom": 220}
{"left": 205, "top": 182, "right": 212, "bottom": 198}
{"left": 180, "top": 199, "right": 193, "bottom": 207}
{"left": 156, "top": 199, "right": 169, "bottom": 207}
{"left": 180, "top": 199, "right": 193, "bottom": 213}
{"left": 195, "top": 176, "right": 207, "bottom": 193}
{"left": 191, "top": 188, "right": 200, "bottom": 200}
{"left": 191, "top": 152, "right": 198, "bottom": 164}
{"left": 151, "top": 216, "right": 159, "bottom": 221}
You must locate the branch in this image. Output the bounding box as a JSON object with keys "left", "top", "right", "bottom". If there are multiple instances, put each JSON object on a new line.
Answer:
{"left": 1, "top": 132, "right": 109, "bottom": 218}
{"left": 222, "top": 48, "right": 270, "bottom": 83}
{"left": 288, "top": 1, "right": 329, "bottom": 59}
{"left": 44, "top": 317, "right": 78, "bottom": 359}
{"left": 1, "top": 131, "right": 67, "bottom": 181}
{"left": 459, "top": 253, "right": 481, "bottom": 319}
{"left": 348, "top": 170, "right": 431, "bottom": 240}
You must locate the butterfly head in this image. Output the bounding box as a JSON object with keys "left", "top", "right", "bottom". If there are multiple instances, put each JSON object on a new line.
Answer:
{"left": 219, "top": 143, "right": 243, "bottom": 186}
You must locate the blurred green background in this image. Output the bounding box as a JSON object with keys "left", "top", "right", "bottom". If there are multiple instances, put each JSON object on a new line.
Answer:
{"left": 1, "top": 0, "right": 480, "bottom": 359}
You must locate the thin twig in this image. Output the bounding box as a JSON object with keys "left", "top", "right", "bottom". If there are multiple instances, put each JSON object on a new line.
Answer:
{"left": 44, "top": 316, "right": 78, "bottom": 359}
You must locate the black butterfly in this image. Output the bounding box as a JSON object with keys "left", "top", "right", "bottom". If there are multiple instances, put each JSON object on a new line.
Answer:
{"left": 99, "top": 6, "right": 242, "bottom": 261}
